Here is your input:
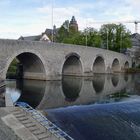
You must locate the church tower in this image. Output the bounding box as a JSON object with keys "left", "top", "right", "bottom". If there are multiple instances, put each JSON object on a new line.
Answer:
{"left": 69, "top": 16, "right": 78, "bottom": 32}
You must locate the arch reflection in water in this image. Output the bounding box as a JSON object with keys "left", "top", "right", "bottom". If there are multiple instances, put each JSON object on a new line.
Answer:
{"left": 16, "top": 80, "right": 46, "bottom": 108}
{"left": 111, "top": 74, "right": 119, "bottom": 87}
{"left": 6, "top": 74, "right": 133, "bottom": 109}
{"left": 62, "top": 76, "right": 82, "bottom": 102}
{"left": 92, "top": 74, "right": 105, "bottom": 93}
{"left": 124, "top": 74, "right": 129, "bottom": 82}
{"left": 133, "top": 74, "right": 140, "bottom": 95}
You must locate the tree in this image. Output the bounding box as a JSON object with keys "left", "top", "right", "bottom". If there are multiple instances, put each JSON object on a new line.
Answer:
{"left": 56, "top": 26, "right": 69, "bottom": 43}
{"left": 100, "top": 24, "right": 131, "bottom": 52}
{"left": 84, "top": 27, "right": 102, "bottom": 48}
{"left": 56, "top": 23, "right": 131, "bottom": 53}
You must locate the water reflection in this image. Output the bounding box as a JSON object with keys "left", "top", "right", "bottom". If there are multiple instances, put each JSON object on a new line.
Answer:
{"left": 111, "top": 74, "right": 119, "bottom": 87}
{"left": 6, "top": 88, "right": 20, "bottom": 103}
{"left": 6, "top": 79, "right": 45, "bottom": 108}
{"left": 5, "top": 74, "right": 140, "bottom": 140}
{"left": 133, "top": 74, "right": 140, "bottom": 95}
{"left": 107, "top": 90, "right": 129, "bottom": 102}
{"left": 62, "top": 76, "right": 82, "bottom": 102}
{"left": 5, "top": 74, "right": 138, "bottom": 109}
{"left": 18, "top": 80, "right": 46, "bottom": 108}
{"left": 92, "top": 74, "right": 105, "bottom": 93}
{"left": 124, "top": 74, "right": 129, "bottom": 82}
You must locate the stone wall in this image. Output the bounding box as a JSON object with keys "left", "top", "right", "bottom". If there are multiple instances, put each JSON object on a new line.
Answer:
{"left": 0, "top": 39, "right": 132, "bottom": 80}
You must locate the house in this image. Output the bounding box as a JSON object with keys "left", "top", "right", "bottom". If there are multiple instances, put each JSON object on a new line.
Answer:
{"left": 18, "top": 33, "right": 51, "bottom": 42}
{"left": 126, "top": 33, "right": 140, "bottom": 67}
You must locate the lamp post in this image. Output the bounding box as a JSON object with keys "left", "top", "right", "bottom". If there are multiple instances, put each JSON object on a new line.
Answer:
{"left": 107, "top": 28, "right": 108, "bottom": 50}
{"left": 51, "top": 0, "right": 54, "bottom": 43}
{"left": 120, "top": 32, "right": 122, "bottom": 53}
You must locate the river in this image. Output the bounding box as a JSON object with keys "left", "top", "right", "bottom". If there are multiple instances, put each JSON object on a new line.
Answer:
{"left": 5, "top": 74, "right": 140, "bottom": 140}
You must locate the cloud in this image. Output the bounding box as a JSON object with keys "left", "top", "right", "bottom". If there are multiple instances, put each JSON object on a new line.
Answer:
{"left": 37, "top": 5, "right": 83, "bottom": 28}
{"left": 0, "top": 0, "right": 140, "bottom": 39}
{"left": 0, "top": 22, "right": 48, "bottom": 39}
{"left": 37, "top": 5, "right": 80, "bottom": 20}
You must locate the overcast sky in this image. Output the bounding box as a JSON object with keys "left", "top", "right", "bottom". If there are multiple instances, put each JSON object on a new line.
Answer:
{"left": 0, "top": 0, "right": 140, "bottom": 39}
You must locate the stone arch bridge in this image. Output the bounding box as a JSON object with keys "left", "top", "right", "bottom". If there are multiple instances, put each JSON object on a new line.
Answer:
{"left": 0, "top": 39, "right": 132, "bottom": 80}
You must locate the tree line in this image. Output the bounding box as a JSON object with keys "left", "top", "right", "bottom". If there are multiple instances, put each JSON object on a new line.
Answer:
{"left": 55, "top": 23, "right": 132, "bottom": 53}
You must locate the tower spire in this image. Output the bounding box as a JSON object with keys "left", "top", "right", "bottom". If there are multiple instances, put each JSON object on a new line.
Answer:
{"left": 69, "top": 16, "right": 78, "bottom": 32}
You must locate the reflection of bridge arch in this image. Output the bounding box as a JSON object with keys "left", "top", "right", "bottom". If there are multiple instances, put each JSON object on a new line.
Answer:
{"left": 5, "top": 50, "right": 47, "bottom": 80}
{"left": 93, "top": 56, "right": 105, "bottom": 73}
{"left": 124, "top": 74, "right": 129, "bottom": 82}
{"left": 111, "top": 74, "right": 119, "bottom": 87}
{"left": 62, "top": 76, "right": 82, "bottom": 102}
{"left": 13, "top": 74, "right": 131, "bottom": 110}
{"left": 92, "top": 75, "right": 105, "bottom": 93}
{"left": 112, "top": 58, "right": 120, "bottom": 73}
{"left": 16, "top": 80, "right": 46, "bottom": 108}
{"left": 62, "top": 53, "right": 83, "bottom": 76}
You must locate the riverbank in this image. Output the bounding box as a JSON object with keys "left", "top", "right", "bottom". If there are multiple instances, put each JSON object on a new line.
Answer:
{"left": 125, "top": 68, "right": 140, "bottom": 73}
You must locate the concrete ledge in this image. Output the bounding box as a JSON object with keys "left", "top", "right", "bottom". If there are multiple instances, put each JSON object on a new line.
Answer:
{"left": 2, "top": 114, "right": 38, "bottom": 140}
{"left": 5, "top": 92, "right": 13, "bottom": 107}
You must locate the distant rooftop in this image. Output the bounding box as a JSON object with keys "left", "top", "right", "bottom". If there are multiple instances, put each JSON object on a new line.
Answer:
{"left": 19, "top": 35, "right": 40, "bottom": 41}
{"left": 131, "top": 33, "right": 140, "bottom": 47}
{"left": 18, "top": 33, "right": 50, "bottom": 42}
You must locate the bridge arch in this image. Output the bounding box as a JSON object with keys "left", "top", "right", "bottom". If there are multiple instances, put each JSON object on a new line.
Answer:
{"left": 124, "top": 61, "right": 129, "bottom": 69}
{"left": 62, "top": 52, "right": 83, "bottom": 76}
{"left": 5, "top": 50, "right": 47, "bottom": 80}
{"left": 93, "top": 55, "right": 105, "bottom": 73}
{"left": 111, "top": 58, "right": 120, "bottom": 73}
{"left": 132, "top": 62, "right": 136, "bottom": 68}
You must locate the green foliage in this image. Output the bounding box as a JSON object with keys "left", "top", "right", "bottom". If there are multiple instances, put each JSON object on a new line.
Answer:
{"left": 7, "top": 58, "right": 19, "bottom": 73}
{"left": 63, "top": 32, "right": 86, "bottom": 45}
{"left": 137, "top": 64, "right": 140, "bottom": 68}
{"left": 84, "top": 28, "right": 102, "bottom": 47}
{"left": 100, "top": 24, "right": 132, "bottom": 52}
{"left": 110, "top": 92, "right": 129, "bottom": 98}
{"left": 55, "top": 23, "right": 132, "bottom": 53}
{"left": 56, "top": 26, "right": 69, "bottom": 42}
